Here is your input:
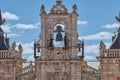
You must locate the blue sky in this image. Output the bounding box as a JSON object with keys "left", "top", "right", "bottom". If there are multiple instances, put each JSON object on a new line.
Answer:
{"left": 0, "top": 0, "right": 120, "bottom": 61}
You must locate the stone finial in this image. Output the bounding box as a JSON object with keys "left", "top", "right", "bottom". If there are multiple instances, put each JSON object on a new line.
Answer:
{"left": 100, "top": 40, "right": 106, "bottom": 49}
{"left": 18, "top": 44, "right": 23, "bottom": 53}
{"left": 50, "top": 1, "right": 67, "bottom": 14}
{"left": 72, "top": 4, "right": 77, "bottom": 13}
{"left": 40, "top": 4, "right": 46, "bottom": 14}
{"left": 5, "top": 33, "right": 10, "bottom": 49}
{"left": 12, "top": 42, "right": 16, "bottom": 50}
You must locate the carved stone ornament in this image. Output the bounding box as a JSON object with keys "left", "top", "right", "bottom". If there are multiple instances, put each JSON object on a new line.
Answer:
{"left": 40, "top": 4, "right": 46, "bottom": 14}
{"left": 18, "top": 44, "right": 23, "bottom": 53}
{"left": 100, "top": 40, "right": 106, "bottom": 49}
{"left": 50, "top": 1, "right": 68, "bottom": 14}
{"left": 72, "top": 4, "right": 77, "bottom": 13}
{"left": 12, "top": 42, "right": 16, "bottom": 50}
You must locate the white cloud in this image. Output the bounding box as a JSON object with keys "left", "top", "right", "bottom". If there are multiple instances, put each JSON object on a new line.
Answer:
{"left": 22, "top": 42, "right": 34, "bottom": 54}
{"left": 35, "top": 22, "right": 41, "bottom": 26}
{"left": 2, "top": 12, "right": 19, "bottom": 20}
{"left": 77, "top": 20, "right": 88, "bottom": 25}
{"left": 102, "top": 23, "right": 120, "bottom": 29}
{"left": 85, "top": 44, "right": 99, "bottom": 54}
{"left": 8, "top": 33, "right": 21, "bottom": 37}
{"left": 1, "top": 24, "right": 11, "bottom": 33}
{"left": 14, "top": 23, "right": 38, "bottom": 30}
{"left": 79, "top": 32, "right": 113, "bottom": 40}
{"left": 85, "top": 43, "right": 111, "bottom": 54}
{"left": 27, "top": 55, "right": 35, "bottom": 61}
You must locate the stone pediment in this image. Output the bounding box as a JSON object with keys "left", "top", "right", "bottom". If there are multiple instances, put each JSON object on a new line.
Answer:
{"left": 50, "top": 1, "right": 68, "bottom": 14}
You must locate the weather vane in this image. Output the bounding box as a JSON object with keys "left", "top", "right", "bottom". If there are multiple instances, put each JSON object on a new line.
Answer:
{"left": 115, "top": 12, "right": 120, "bottom": 23}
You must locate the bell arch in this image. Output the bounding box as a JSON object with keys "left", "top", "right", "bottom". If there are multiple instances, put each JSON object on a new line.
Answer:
{"left": 45, "top": 18, "right": 73, "bottom": 48}
{"left": 38, "top": 0, "right": 82, "bottom": 61}
{"left": 50, "top": 17, "right": 71, "bottom": 29}
{"left": 53, "top": 24, "right": 65, "bottom": 47}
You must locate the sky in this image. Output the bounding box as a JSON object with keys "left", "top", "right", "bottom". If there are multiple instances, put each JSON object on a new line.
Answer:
{"left": 0, "top": 0, "right": 120, "bottom": 62}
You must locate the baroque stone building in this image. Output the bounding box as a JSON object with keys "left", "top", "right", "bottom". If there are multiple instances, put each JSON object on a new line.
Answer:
{"left": 32, "top": 1, "right": 100, "bottom": 80}
{"left": 0, "top": 10, "right": 25, "bottom": 80}
{"left": 97, "top": 13, "right": 120, "bottom": 80}
{"left": 1, "top": 0, "right": 120, "bottom": 80}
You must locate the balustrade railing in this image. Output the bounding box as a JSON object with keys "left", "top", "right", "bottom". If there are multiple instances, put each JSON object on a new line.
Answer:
{"left": 102, "top": 49, "right": 120, "bottom": 58}
{"left": 0, "top": 50, "right": 20, "bottom": 59}
{"left": 21, "top": 65, "right": 35, "bottom": 76}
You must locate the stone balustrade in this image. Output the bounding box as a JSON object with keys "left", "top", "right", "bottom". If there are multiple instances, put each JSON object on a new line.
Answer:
{"left": 0, "top": 50, "right": 20, "bottom": 59}
{"left": 103, "top": 49, "right": 120, "bottom": 58}
{"left": 21, "top": 65, "right": 35, "bottom": 76}
{"left": 19, "top": 65, "right": 35, "bottom": 80}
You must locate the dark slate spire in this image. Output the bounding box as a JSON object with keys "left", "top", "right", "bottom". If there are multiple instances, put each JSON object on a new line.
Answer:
{"left": 0, "top": 9, "right": 9, "bottom": 50}
{"left": 110, "top": 28, "right": 120, "bottom": 49}
{"left": 0, "top": 27, "right": 9, "bottom": 50}
{"left": 110, "top": 13, "right": 120, "bottom": 49}
{"left": 0, "top": 9, "right": 2, "bottom": 21}
{"left": 0, "top": 9, "right": 6, "bottom": 25}
{"left": 115, "top": 12, "right": 120, "bottom": 22}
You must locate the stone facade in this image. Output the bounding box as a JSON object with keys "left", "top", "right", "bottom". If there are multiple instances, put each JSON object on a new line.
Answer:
{"left": 98, "top": 41, "right": 120, "bottom": 80}
{"left": 1, "top": 1, "right": 120, "bottom": 80}
{"left": 0, "top": 9, "right": 25, "bottom": 80}
{"left": 34, "top": 1, "right": 85, "bottom": 80}
{"left": 0, "top": 50, "right": 25, "bottom": 80}
{"left": 97, "top": 13, "right": 120, "bottom": 80}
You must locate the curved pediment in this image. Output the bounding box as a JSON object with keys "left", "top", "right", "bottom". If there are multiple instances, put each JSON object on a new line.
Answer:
{"left": 50, "top": 1, "right": 68, "bottom": 14}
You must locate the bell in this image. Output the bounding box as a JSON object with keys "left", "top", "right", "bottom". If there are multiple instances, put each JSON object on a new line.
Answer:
{"left": 37, "top": 47, "right": 40, "bottom": 52}
{"left": 55, "top": 26, "right": 64, "bottom": 41}
{"left": 56, "top": 32, "right": 63, "bottom": 41}
{"left": 78, "top": 48, "right": 81, "bottom": 52}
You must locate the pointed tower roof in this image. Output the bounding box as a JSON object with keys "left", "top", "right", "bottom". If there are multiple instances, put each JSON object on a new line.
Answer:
{"left": 0, "top": 26, "right": 4, "bottom": 34}
{"left": 0, "top": 9, "right": 2, "bottom": 21}
{"left": 0, "top": 9, "right": 9, "bottom": 50}
{"left": 110, "top": 28, "right": 120, "bottom": 49}
{"left": 0, "top": 9, "right": 4, "bottom": 35}
{"left": 0, "top": 9, "right": 6, "bottom": 25}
